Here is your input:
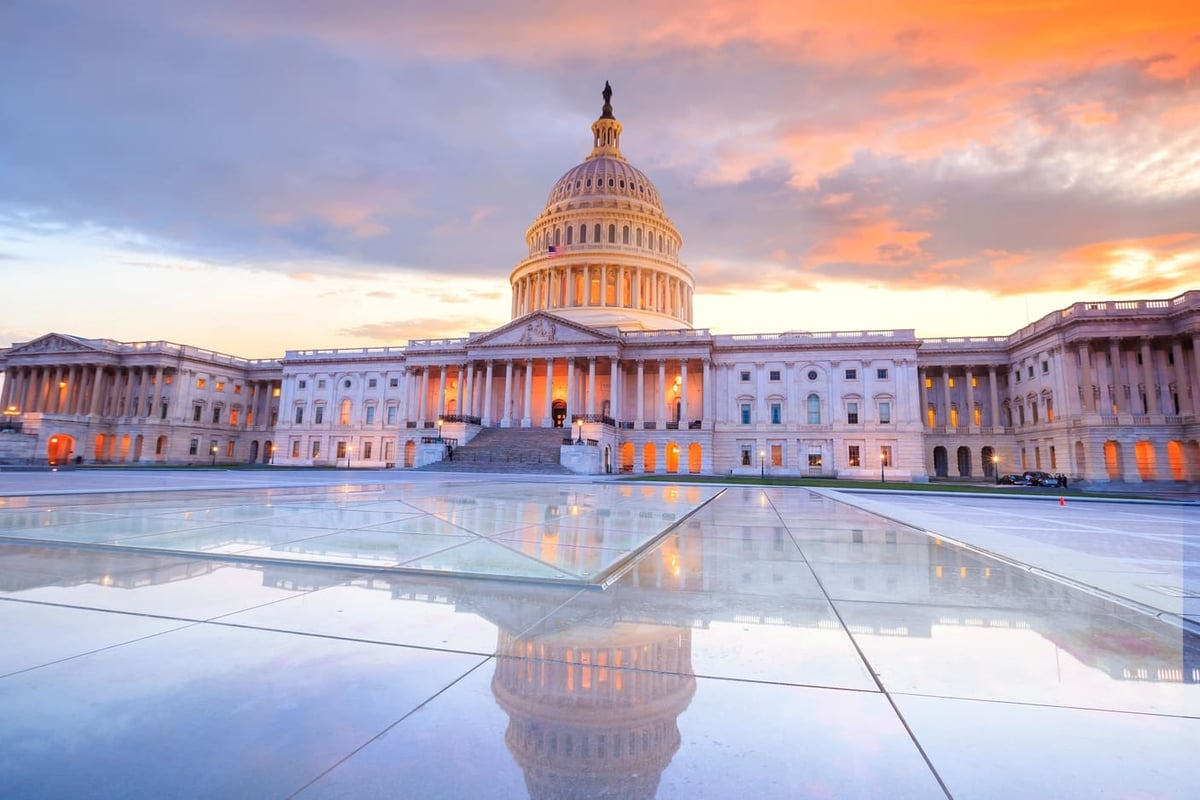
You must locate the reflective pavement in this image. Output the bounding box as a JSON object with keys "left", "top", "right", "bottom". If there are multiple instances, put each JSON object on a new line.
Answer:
{"left": 0, "top": 472, "right": 1195, "bottom": 799}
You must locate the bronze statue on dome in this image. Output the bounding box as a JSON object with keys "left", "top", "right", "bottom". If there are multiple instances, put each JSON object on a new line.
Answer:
{"left": 601, "top": 80, "right": 614, "bottom": 119}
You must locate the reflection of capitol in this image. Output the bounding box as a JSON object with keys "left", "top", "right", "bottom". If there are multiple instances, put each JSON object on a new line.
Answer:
{"left": 493, "top": 624, "right": 695, "bottom": 800}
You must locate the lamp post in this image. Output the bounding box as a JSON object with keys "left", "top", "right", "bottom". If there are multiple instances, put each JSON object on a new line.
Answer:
{"left": 880, "top": 450, "right": 886, "bottom": 483}
{"left": 268, "top": 443, "right": 275, "bottom": 466}
{"left": 993, "top": 454, "right": 1000, "bottom": 484}
{"left": 575, "top": 418, "right": 583, "bottom": 444}
{"left": 210, "top": 444, "right": 217, "bottom": 466}
{"left": 759, "top": 449, "right": 765, "bottom": 479}
{"left": 436, "top": 418, "right": 444, "bottom": 443}
{"left": 345, "top": 444, "right": 353, "bottom": 469}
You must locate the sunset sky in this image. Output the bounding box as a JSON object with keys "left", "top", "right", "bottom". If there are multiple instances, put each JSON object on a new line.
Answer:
{"left": 2, "top": 1, "right": 1198, "bottom": 358}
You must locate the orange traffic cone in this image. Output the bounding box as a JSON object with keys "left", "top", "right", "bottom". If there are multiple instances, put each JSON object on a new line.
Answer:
{"left": 1059, "top": 496, "right": 1066, "bottom": 506}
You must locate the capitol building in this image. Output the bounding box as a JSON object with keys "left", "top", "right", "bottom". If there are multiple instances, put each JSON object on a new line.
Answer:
{"left": 1, "top": 86, "right": 1198, "bottom": 485}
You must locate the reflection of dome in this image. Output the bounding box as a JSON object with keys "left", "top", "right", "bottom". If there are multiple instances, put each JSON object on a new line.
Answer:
{"left": 510, "top": 83, "right": 695, "bottom": 331}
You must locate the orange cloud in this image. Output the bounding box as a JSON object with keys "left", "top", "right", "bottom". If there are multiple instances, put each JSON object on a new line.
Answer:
{"left": 811, "top": 206, "right": 930, "bottom": 266}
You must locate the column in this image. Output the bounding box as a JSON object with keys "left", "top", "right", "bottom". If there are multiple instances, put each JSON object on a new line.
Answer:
{"left": 632, "top": 267, "right": 641, "bottom": 309}
{"left": 564, "top": 358, "right": 574, "bottom": 423}
{"left": 587, "top": 357, "right": 597, "bottom": 415}
{"left": 941, "top": 369, "right": 953, "bottom": 428}
{"left": 501, "top": 361, "right": 513, "bottom": 427}
{"left": 543, "top": 357, "right": 554, "bottom": 427}
{"left": 702, "top": 360, "right": 712, "bottom": 423}
{"left": 599, "top": 266, "right": 607, "bottom": 308}
{"left": 464, "top": 363, "right": 475, "bottom": 417}
{"left": 1192, "top": 334, "right": 1200, "bottom": 418}
{"left": 988, "top": 367, "right": 1000, "bottom": 428}
{"left": 522, "top": 360, "right": 533, "bottom": 427}
{"left": 482, "top": 362, "right": 494, "bottom": 424}
{"left": 0, "top": 368, "right": 15, "bottom": 409}
{"left": 437, "top": 366, "right": 447, "bottom": 417}
{"left": 636, "top": 360, "right": 645, "bottom": 425}
{"left": 679, "top": 359, "right": 689, "bottom": 422}
{"left": 1139, "top": 338, "right": 1155, "bottom": 414}
{"left": 1078, "top": 342, "right": 1095, "bottom": 413}
{"left": 609, "top": 358, "right": 619, "bottom": 421}
{"left": 1171, "top": 339, "right": 1188, "bottom": 415}
{"left": 418, "top": 368, "right": 428, "bottom": 422}
{"left": 1108, "top": 340, "right": 1126, "bottom": 414}
{"left": 966, "top": 368, "right": 976, "bottom": 428}
{"left": 657, "top": 359, "right": 666, "bottom": 424}
{"left": 917, "top": 368, "right": 929, "bottom": 427}
{"left": 454, "top": 365, "right": 464, "bottom": 416}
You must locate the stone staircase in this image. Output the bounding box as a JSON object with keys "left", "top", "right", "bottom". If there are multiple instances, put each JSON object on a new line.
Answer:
{"left": 418, "top": 426, "right": 573, "bottom": 474}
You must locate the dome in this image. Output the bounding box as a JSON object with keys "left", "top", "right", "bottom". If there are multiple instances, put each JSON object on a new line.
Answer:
{"left": 545, "top": 157, "right": 665, "bottom": 213}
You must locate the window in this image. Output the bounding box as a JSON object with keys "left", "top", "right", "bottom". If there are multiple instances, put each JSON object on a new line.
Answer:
{"left": 740, "top": 370, "right": 751, "bottom": 382}
{"left": 1049, "top": 445, "right": 1057, "bottom": 468}
{"left": 336, "top": 441, "right": 347, "bottom": 459}
{"left": 365, "top": 406, "right": 375, "bottom": 424}
{"left": 225, "top": 441, "right": 235, "bottom": 457}
{"left": 383, "top": 440, "right": 394, "bottom": 461}
{"left": 1046, "top": 399, "right": 1054, "bottom": 421}
{"left": 769, "top": 370, "right": 781, "bottom": 381}
{"left": 363, "top": 440, "right": 373, "bottom": 459}
{"left": 368, "top": 378, "right": 377, "bottom": 389}
{"left": 193, "top": 404, "right": 202, "bottom": 422}
{"left": 807, "top": 370, "right": 818, "bottom": 381}
{"left": 314, "top": 406, "right": 324, "bottom": 424}
{"left": 770, "top": 403, "right": 782, "bottom": 424}
{"left": 211, "top": 407, "right": 221, "bottom": 424}
{"left": 294, "top": 406, "right": 304, "bottom": 424}
{"left": 808, "top": 449, "right": 822, "bottom": 469}
{"left": 229, "top": 409, "right": 239, "bottom": 426}
{"left": 299, "top": 380, "right": 307, "bottom": 389}
{"left": 608, "top": 224, "right": 616, "bottom": 243}
{"left": 848, "top": 445, "right": 861, "bottom": 467}
{"left": 971, "top": 376, "right": 978, "bottom": 388}
{"left": 389, "top": 378, "right": 399, "bottom": 388}
{"left": 845, "top": 369, "right": 857, "bottom": 380}
{"left": 1027, "top": 366, "right": 1034, "bottom": 379}
{"left": 386, "top": 405, "right": 398, "bottom": 425}
{"left": 973, "top": 407, "right": 982, "bottom": 426}
{"left": 1041, "top": 360, "right": 1049, "bottom": 374}
{"left": 291, "top": 440, "right": 300, "bottom": 458}
{"left": 1015, "top": 370, "right": 1021, "bottom": 383}
{"left": 196, "top": 378, "right": 206, "bottom": 389}
{"left": 879, "top": 401, "right": 891, "bottom": 424}
{"left": 950, "top": 407, "right": 959, "bottom": 427}
{"left": 924, "top": 377, "right": 933, "bottom": 389}
{"left": 188, "top": 438, "right": 199, "bottom": 456}
{"left": 740, "top": 447, "right": 751, "bottom": 466}
{"left": 215, "top": 381, "right": 225, "bottom": 392}
{"left": 876, "top": 368, "right": 889, "bottom": 380}
{"left": 311, "top": 441, "right": 321, "bottom": 458}
{"left": 272, "top": 387, "right": 280, "bottom": 397}
{"left": 160, "top": 402, "right": 168, "bottom": 420}
{"left": 806, "top": 394, "right": 821, "bottom": 424}
{"left": 847, "top": 402, "right": 859, "bottom": 424}
{"left": 233, "top": 384, "right": 242, "bottom": 394}
{"left": 880, "top": 445, "right": 893, "bottom": 467}
{"left": 948, "top": 377, "right": 956, "bottom": 388}
{"left": 740, "top": 403, "right": 751, "bottom": 425}
{"left": 771, "top": 444, "right": 783, "bottom": 467}
{"left": 164, "top": 375, "right": 173, "bottom": 385}
{"left": 339, "top": 398, "right": 351, "bottom": 425}
{"left": 343, "top": 379, "right": 351, "bottom": 389}
{"left": 317, "top": 380, "right": 326, "bottom": 389}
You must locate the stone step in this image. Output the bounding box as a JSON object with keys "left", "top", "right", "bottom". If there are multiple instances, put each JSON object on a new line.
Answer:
{"left": 415, "top": 426, "right": 572, "bottom": 474}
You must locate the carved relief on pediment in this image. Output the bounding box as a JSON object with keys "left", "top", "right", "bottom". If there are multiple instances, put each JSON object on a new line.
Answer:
{"left": 14, "top": 335, "right": 92, "bottom": 354}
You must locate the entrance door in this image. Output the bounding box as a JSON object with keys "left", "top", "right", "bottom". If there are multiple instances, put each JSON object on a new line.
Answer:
{"left": 933, "top": 446, "right": 948, "bottom": 477}
{"left": 552, "top": 399, "right": 566, "bottom": 428}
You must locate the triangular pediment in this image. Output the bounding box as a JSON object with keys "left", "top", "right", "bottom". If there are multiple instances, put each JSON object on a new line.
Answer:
{"left": 6, "top": 333, "right": 107, "bottom": 356}
{"left": 468, "top": 312, "right": 618, "bottom": 348}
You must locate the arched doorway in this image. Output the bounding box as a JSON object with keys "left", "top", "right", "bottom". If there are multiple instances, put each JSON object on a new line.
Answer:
{"left": 1104, "top": 441, "right": 1122, "bottom": 480}
{"left": 688, "top": 442, "right": 703, "bottom": 474}
{"left": 642, "top": 442, "right": 657, "bottom": 473}
{"left": 551, "top": 399, "right": 566, "bottom": 428}
{"left": 264, "top": 440, "right": 273, "bottom": 464}
{"left": 119, "top": 434, "right": 131, "bottom": 462}
{"left": 619, "top": 442, "right": 634, "bottom": 473}
{"left": 956, "top": 446, "right": 971, "bottom": 477}
{"left": 404, "top": 440, "right": 416, "bottom": 467}
{"left": 47, "top": 434, "right": 74, "bottom": 466}
{"left": 1074, "top": 441, "right": 1086, "bottom": 477}
{"left": 94, "top": 434, "right": 107, "bottom": 463}
{"left": 1166, "top": 441, "right": 1184, "bottom": 480}
{"left": 665, "top": 442, "right": 680, "bottom": 473}
{"left": 1135, "top": 440, "right": 1156, "bottom": 480}
{"left": 155, "top": 436, "right": 168, "bottom": 461}
{"left": 981, "top": 446, "right": 995, "bottom": 478}
{"left": 933, "top": 446, "right": 948, "bottom": 477}
{"left": 249, "top": 440, "right": 260, "bottom": 464}
{"left": 133, "top": 435, "right": 144, "bottom": 462}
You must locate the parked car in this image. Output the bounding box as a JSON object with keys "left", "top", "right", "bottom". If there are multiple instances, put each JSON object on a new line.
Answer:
{"left": 998, "top": 474, "right": 1027, "bottom": 485}
{"left": 1023, "top": 471, "right": 1056, "bottom": 487}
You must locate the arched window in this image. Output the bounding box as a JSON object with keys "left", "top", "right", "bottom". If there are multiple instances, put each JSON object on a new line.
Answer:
{"left": 608, "top": 224, "right": 616, "bottom": 243}
{"left": 594, "top": 223, "right": 601, "bottom": 242}
{"left": 566, "top": 226, "right": 573, "bottom": 245}
{"left": 339, "top": 398, "right": 352, "bottom": 426}
{"left": 579, "top": 224, "right": 587, "bottom": 243}
{"left": 622, "top": 225, "right": 630, "bottom": 244}
{"left": 658, "top": 234, "right": 664, "bottom": 252}
{"left": 807, "top": 394, "right": 821, "bottom": 424}
{"left": 553, "top": 228, "right": 561, "bottom": 246}
{"left": 636, "top": 229, "right": 643, "bottom": 247}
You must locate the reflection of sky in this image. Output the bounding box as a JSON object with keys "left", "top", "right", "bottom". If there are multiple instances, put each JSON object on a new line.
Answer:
{"left": 2, "top": 2, "right": 1198, "bottom": 354}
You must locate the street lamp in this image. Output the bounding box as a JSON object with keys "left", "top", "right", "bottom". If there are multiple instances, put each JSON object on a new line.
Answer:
{"left": 210, "top": 443, "right": 217, "bottom": 466}
{"left": 880, "top": 450, "right": 886, "bottom": 483}
{"left": 992, "top": 454, "right": 1000, "bottom": 484}
{"left": 575, "top": 418, "right": 584, "bottom": 444}
{"left": 759, "top": 449, "right": 765, "bottom": 479}
{"left": 268, "top": 443, "right": 275, "bottom": 465}
{"left": 345, "top": 443, "right": 353, "bottom": 469}
{"left": 436, "top": 417, "right": 444, "bottom": 443}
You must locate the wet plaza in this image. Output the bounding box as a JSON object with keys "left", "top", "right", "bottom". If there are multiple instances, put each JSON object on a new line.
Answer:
{"left": 0, "top": 470, "right": 1196, "bottom": 799}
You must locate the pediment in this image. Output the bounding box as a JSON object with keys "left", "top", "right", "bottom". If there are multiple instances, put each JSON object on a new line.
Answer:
{"left": 468, "top": 313, "right": 617, "bottom": 348}
{"left": 7, "top": 333, "right": 105, "bottom": 356}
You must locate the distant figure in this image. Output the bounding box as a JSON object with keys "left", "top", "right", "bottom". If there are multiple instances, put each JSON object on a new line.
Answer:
{"left": 1062, "top": 474, "right": 1069, "bottom": 489}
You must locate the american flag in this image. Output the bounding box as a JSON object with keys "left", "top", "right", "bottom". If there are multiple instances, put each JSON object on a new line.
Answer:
{"left": 547, "top": 245, "right": 559, "bottom": 257}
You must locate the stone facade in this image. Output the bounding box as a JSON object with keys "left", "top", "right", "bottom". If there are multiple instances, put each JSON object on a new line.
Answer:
{"left": 2, "top": 90, "right": 1197, "bottom": 483}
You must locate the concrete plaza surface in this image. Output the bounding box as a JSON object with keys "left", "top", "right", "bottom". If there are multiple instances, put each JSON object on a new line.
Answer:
{"left": 0, "top": 469, "right": 1196, "bottom": 799}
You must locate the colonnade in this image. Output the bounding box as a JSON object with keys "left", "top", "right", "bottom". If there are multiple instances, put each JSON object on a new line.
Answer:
{"left": 0, "top": 363, "right": 172, "bottom": 418}
{"left": 511, "top": 264, "right": 693, "bottom": 324}
{"left": 1066, "top": 335, "right": 1200, "bottom": 418}
{"left": 918, "top": 365, "right": 1004, "bottom": 430}
{"left": 404, "top": 356, "right": 713, "bottom": 429}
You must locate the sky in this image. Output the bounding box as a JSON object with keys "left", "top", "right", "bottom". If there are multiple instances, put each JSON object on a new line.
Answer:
{"left": 2, "top": 0, "right": 1198, "bottom": 358}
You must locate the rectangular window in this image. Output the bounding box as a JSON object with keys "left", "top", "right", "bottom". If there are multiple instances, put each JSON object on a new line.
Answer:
{"left": 225, "top": 440, "right": 235, "bottom": 457}
{"left": 383, "top": 440, "right": 394, "bottom": 461}
{"left": 924, "top": 377, "right": 933, "bottom": 388}
{"left": 769, "top": 370, "right": 781, "bottom": 381}
{"left": 211, "top": 407, "right": 221, "bottom": 424}
{"left": 389, "top": 378, "right": 399, "bottom": 388}
{"left": 770, "top": 403, "right": 782, "bottom": 424}
{"left": 363, "top": 440, "right": 373, "bottom": 459}
{"left": 847, "top": 402, "right": 858, "bottom": 424}
{"left": 317, "top": 379, "right": 326, "bottom": 389}
{"left": 291, "top": 440, "right": 300, "bottom": 458}
{"left": 880, "top": 445, "right": 893, "bottom": 467}
{"left": 1041, "top": 361, "right": 1049, "bottom": 374}
{"left": 387, "top": 405, "right": 398, "bottom": 424}
{"left": 365, "top": 406, "right": 376, "bottom": 424}
{"left": 339, "top": 402, "right": 351, "bottom": 426}
{"left": 160, "top": 402, "right": 168, "bottom": 420}
{"left": 245, "top": 411, "right": 253, "bottom": 427}
{"left": 164, "top": 375, "right": 173, "bottom": 385}
{"left": 740, "top": 447, "right": 751, "bottom": 466}
{"left": 229, "top": 409, "right": 239, "bottom": 426}
{"left": 848, "top": 445, "right": 861, "bottom": 467}
{"left": 971, "top": 377, "right": 978, "bottom": 388}
{"left": 948, "top": 377, "right": 956, "bottom": 388}
{"left": 196, "top": 378, "right": 206, "bottom": 389}
{"left": 215, "top": 381, "right": 225, "bottom": 392}
{"left": 368, "top": 378, "right": 377, "bottom": 389}
{"left": 294, "top": 406, "right": 304, "bottom": 424}
{"left": 233, "top": 384, "right": 242, "bottom": 394}
{"left": 188, "top": 438, "right": 199, "bottom": 456}
{"left": 808, "top": 449, "right": 822, "bottom": 469}
{"left": 1027, "top": 366, "right": 1034, "bottom": 379}
{"left": 740, "top": 403, "right": 751, "bottom": 424}
{"left": 740, "top": 370, "right": 751, "bottom": 382}
{"left": 950, "top": 407, "right": 959, "bottom": 427}
{"left": 846, "top": 369, "right": 858, "bottom": 380}
{"left": 876, "top": 368, "right": 889, "bottom": 380}
{"left": 272, "top": 387, "right": 280, "bottom": 398}
{"left": 193, "top": 404, "right": 202, "bottom": 422}
{"left": 336, "top": 441, "right": 347, "bottom": 459}
{"left": 1049, "top": 445, "right": 1057, "bottom": 468}
{"left": 314, "top": 406, "right": 324, "bottom": 424}
{"left": 299, "top": 380, "right": 307, "bottom": 389}
{"left": 771, "top": 444, "right": 783, "bottom": 467}
{"left": 1015, "top": 370, "right": 1021, "bottom": 382}
{"left": 879, "top": 402, "right": 891, "bottom": 424}
{"left": 973, "top": 407, "right": 982, "bottom": 426}
{"left": 311, "top": 440, "right": 321, "bottom": 458}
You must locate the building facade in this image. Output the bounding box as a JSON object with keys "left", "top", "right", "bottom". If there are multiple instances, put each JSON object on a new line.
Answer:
{"left": 2, "top": 88, "right": 1198, "bottom": 483}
